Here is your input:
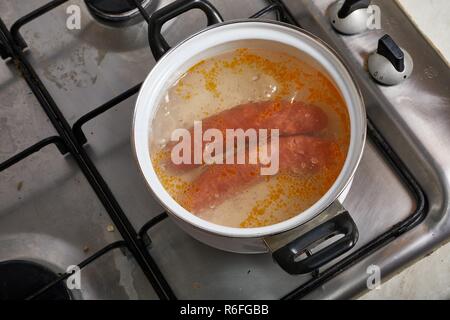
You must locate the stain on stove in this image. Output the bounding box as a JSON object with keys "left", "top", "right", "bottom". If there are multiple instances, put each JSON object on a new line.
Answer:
{"left": 114, "top": 253, "right": 139, "bottom": 299}
{"left": 0, "top": 117, "right": 18, "bottom": 155}
{"left": 41, "top": 46, "right": 99, "bottom": 90}
{"left": 94, "top": 48, "right": 107, "bottom": 66}
{"left": 424, "top": 66, "right": 439, "bottom": 79}
{"left": 80, "top": 21, "right": 149, "bottom": 53}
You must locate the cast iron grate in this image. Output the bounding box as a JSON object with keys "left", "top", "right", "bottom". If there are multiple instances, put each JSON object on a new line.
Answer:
{"left": 0, "top": 0, "right": 427, "bottom": 300}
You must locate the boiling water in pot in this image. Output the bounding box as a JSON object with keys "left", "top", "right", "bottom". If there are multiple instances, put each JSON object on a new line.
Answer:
{"left": 150, "top": 48, "right": 350, "bottom": 228}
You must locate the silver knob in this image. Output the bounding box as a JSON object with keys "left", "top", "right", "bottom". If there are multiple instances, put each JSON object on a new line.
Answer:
{"left": 329, "top": 0, "right": 371, "bottom": 35}
{"left": 368, "top": 34, "right": 413, "bottom": 86}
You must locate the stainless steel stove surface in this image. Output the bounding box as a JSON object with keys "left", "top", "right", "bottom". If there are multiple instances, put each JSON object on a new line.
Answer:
{"left": 0, "top": 0, "right": 448, "bottom": 300}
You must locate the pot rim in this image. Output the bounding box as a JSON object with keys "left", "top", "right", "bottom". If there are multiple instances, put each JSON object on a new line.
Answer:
{"left": 132, "top": 19, "right": 367, "bottom": 238}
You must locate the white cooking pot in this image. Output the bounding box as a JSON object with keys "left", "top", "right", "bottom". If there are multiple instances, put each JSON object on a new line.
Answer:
{"left": 132, "top": 0, "right": 366, "bottom": 274}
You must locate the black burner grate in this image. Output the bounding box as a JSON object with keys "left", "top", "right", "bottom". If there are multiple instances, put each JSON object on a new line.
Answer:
{"left": 0, "top": 0, "right": 427, "bottom": 300}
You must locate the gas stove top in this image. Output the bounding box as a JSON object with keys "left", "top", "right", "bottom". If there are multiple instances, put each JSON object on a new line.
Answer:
{"left": 0, "top": 0, "right": 448, "bottom": 300}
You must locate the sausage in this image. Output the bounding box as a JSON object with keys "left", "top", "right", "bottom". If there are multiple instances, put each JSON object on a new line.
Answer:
{"left": 166, "top": 100, "right": 328, "bottom": 172}
{"left": 184, "top": 135, "right": 340, "bottom": 213}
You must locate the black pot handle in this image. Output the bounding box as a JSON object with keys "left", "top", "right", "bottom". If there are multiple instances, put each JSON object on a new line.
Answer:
{"left": 148, "top": 0, "right": 224, "bottom": 60}
{"left": 269, "top": 203, "right": 358, "bottom": 275}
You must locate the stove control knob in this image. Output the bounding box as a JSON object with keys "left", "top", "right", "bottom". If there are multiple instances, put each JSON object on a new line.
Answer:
{"left": 329, "top": 0, "right": 371, "bottom": 35}
{"left": 368, "top": 34, "right": 413, "bottom": 86}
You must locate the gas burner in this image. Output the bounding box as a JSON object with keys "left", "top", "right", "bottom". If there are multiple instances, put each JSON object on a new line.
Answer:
{"left": 85, "top": 0, "right": 152, "bottom": 27}
{"left": 0, "top": 261, "right": 71, "bottom": 300}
